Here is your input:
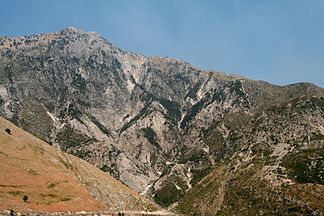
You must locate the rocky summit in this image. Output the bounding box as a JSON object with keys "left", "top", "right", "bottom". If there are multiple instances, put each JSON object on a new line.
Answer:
{"left": 0, "top": 28, "right": 324, "bottom": 215}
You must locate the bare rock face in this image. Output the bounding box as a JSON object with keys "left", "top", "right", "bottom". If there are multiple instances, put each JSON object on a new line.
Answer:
{"left": 1, "top": 28, "right": 324, "bottom": 209}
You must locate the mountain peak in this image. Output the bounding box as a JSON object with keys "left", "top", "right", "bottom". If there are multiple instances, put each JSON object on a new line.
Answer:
{"left": 64, "top": 26, "right": 79, "bottom": 32}
{"left": 59, "top": 26, "right": 99, "bottom": 36}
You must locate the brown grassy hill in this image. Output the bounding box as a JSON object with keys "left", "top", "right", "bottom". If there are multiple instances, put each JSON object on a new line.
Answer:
{"left": 0, "top": 116, "right": 157, "bottom": 213}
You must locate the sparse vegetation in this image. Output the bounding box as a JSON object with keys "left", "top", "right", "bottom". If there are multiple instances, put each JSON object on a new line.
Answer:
{"left": 190, "top": 167, "right": 212, "bottom": 186}
{"left": 155, "top": 97, "right": 181, "bottom": 124}
{"left": 282, "top": 149, "right": 324, "bottom": 184}
{"left": 56, "top": 125, "right": 97, "bottom": 150}
{"left": 8, "top": 191, "right": 23, "bottom": 196}
{"left": 154, "top": 177, "right": 187, "bottom": 207}
{"left": 28, "top": 169, "right": 38, "bottom": 176}
{"left": 185, "top": 81, "right": 202, "bottom": 100}
{"left": 88, "top": 114, "right": 111, "bottom": 136}
{"left": 119, "top": 102, "right": 152, "bottom": 134}
{"left": 142, "top": 127, "right": 160, "bottom": 149}
{"left": 180, "top": 96, "right": 208, "bottom": 129}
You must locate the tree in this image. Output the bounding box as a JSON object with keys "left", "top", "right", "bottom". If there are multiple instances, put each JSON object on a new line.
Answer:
{"left": 5, "top": 128, "right": 11, "bottom": 135}
{"left": 23, "top": 195, "right": 28, "bottom": 202}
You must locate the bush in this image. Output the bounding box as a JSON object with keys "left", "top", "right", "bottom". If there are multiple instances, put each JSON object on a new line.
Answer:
{"left": 5, "top": 128, "right": 11, "bottom": 135}
{"left": 23, "top": 195, "right": 28, "bottom": 202}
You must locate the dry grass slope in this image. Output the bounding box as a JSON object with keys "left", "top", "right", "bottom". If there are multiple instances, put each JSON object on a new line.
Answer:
{"left": 0, "top": 116, "right": 157, "bottom": 213}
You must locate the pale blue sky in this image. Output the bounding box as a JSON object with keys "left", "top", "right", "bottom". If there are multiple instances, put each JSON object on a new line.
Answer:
{"left": 1, "top": 0, "right": 323, "bottom": 87}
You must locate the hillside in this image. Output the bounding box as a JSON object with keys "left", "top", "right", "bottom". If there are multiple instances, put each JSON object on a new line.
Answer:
{"left": 177, "top": 96, "right": 324, "bottom": 215}
{"left": 0, "top": 116, "right": 157, "bottom": 214}
{"left": 0, "top": 28, "right": 324, "bottom": 214}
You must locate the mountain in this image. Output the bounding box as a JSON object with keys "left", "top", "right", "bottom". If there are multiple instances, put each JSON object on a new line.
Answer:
{"left": 0, "top": 27, "right": 323, "bottom": 215}
{"left": 0, "top": 116, "right": 157, "bottom": 214}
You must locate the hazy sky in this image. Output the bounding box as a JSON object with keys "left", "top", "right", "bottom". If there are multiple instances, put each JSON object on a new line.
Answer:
{"left": 1, "top": 0, "right": 323, "bottom": 87}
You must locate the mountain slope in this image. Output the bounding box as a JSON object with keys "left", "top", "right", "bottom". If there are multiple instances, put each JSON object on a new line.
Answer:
{"left": 0, "top": 28, "right": 323, "bottom": 209}
{"left": 177, "top": 96, "right": 324, "bottom": 215}
{"left": 0, "top": 116, "right": 156, "bottom": 213}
